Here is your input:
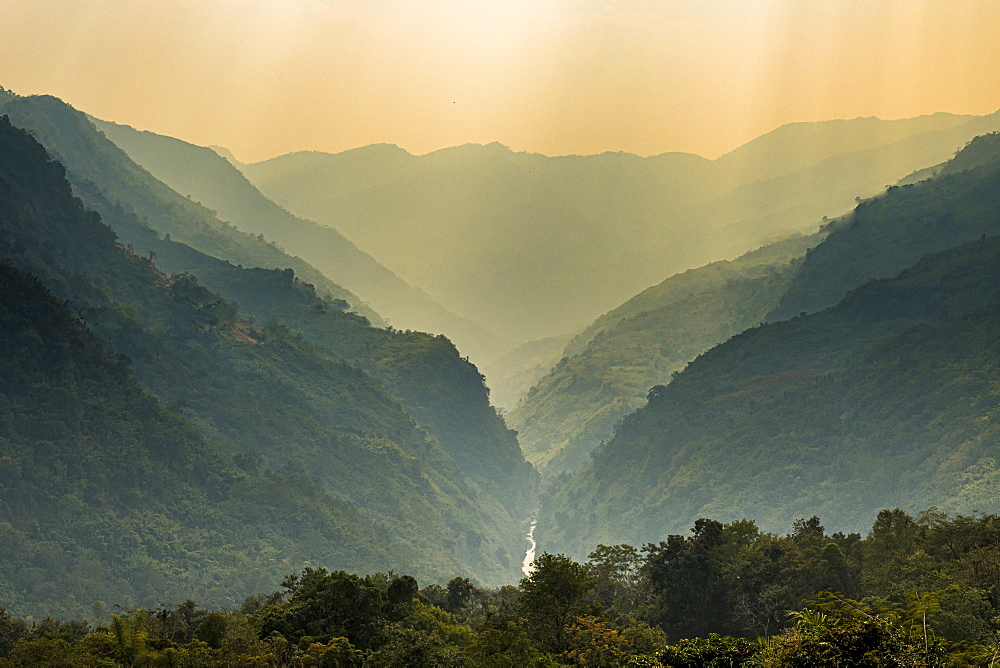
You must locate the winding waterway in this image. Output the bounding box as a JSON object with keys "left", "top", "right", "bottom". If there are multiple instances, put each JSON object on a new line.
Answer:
{"left": 521, "top": 518, "right": 538, "bottom": 576}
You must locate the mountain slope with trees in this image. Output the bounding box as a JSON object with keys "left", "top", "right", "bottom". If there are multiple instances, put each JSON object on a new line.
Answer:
{"left": 0, "top": 92, "right": 383, "bottom": 326}
{"left": 0, "top": 115, "right": 531, "bottom": 607}
{"left": 170, "top": 259, "right": 538, "bottom": 518}
{"left": 538, "top": 139, "right": 1000, "bottom": 557}
{"left": 0, "top": 90, "right": 538, "bottom": 522}
{"left": 0, "top": 258, "right": 406, "bottom": 621}
{"left": 770, "top": 131, "right": 1000, "bottom": 321}
{"left": 509, "top": 233, "right": 823, "bottom": 474}
{"left": 0, "top": 116, "right": 410, "bottom": 618}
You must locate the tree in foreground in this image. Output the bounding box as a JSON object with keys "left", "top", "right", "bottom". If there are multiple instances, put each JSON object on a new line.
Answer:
{"left": 518, "top": 552, "right": 599, "bottom": 655}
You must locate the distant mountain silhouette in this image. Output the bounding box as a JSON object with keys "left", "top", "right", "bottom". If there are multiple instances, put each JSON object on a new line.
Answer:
{"left": 240, "top": 111, "right": 1000, "bottom": 345}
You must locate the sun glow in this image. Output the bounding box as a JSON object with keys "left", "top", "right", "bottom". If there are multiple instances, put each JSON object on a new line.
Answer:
{"left": 2, "top": 0, "right": 999, "bottom": 162}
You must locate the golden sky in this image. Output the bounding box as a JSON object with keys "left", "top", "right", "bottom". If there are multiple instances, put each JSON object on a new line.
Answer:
{"left": 2, "top": 0, "right": 1000, "bottom": 162}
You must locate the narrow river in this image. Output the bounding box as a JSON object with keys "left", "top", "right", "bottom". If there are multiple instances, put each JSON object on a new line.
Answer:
{"left": 521, "top": 517, "right": 538, "bottom": 576}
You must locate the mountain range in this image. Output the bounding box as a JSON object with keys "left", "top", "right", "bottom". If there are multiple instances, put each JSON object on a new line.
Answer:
{"left": 509, "top": 231, "right": 824, "bottom": 474}
{"left": 238, "top": 110, "right": 1000, "bottom": 347}
{"left": 0, "top": 95, "right": 537, "bottom": 618}
{"left": 88, "top": 118, "right": 508, "bottom": 365}
{"left": 3, "top": 79, "right": 1000, "bottom": 625}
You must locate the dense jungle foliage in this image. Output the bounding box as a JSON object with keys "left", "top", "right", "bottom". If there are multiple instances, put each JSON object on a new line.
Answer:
{"left": 1, "top": 510, "right": 997, "bottom": 666}
{"left": 0, "top": 253, "right": 394, "bottom": 620}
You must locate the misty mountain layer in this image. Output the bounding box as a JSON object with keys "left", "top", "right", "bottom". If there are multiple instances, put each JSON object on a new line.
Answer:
{"left": 241, "top": 111, "right": 1000, "bottom": 344}
{"left": 89, "top": 118, "right": 509, "bottom": 364}
{"left": 0, "top": 94, "right": 383, "bottom": 328}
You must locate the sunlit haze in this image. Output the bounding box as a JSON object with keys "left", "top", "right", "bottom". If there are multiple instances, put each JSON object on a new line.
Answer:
{"left": 3, "top": 0, "right": 1000, "bottom": 162}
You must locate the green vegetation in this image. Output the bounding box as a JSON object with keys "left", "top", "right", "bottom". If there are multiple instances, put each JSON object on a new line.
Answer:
{"left": 770, "top": 131, "right": 1000, "bottom": 321}
{"left": 0, "top": 91, "right": 537, "bottom": 518}
{"left": 0, "top": 256, "right": 392, "bottom": 619}
{"left": 5, "top": 78, "right": 1000, "bottom": 663}
{"left": 1, "top": 510, "right": 996, "bottom": 665}
{"left": 512, "top": 131, "right": 1000, "bottom": 478}
{"left": 171, "top": 260, "right": 538, "bottom": 517}
{"left": 510, "top": 233, "right": 822, "bottom": 474}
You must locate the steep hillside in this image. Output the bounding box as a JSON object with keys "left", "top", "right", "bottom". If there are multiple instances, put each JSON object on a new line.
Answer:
{"left": 0, "top": 90, "right": 537, "bottom": 526}
{"left": 0, "top": 115, "right": 528, "bottom": 592}
{"left": 90, "top": 118, "right": 508, "bottom": 363}
{"left": 86, "top": 200, "right": 539, "bottom": 526}
{"left": 0, "top": 93, "right": 382, "bottom": 326}
{"left": 168, "top": 259, "right": 539, "bottom": 518}
{"left": 563, "top": 234, "right": 823, "bottom": 359}
{"left": 0, "top": 259, "right": 403, "bottom": 620}
{"left": 0, "top": 116, "right": 402, "bottom": 618}
{"left": 770, "top": 132, "right": 1000, "bottom": 321}
{"left": 242, "top": 111, "right": 1000, "bottom": 343}
{"left": 539, "top": 168, "right": 1000, "bottom": 558}
{"left": 509, "top": 233, "right": 821, "bottom": 474}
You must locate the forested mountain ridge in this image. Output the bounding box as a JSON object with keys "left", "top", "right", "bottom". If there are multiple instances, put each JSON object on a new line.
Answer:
{"left": 538, "top": 143, "right": 1000, "bottom": 557}
{"left": 0, "top": 117, "right": 405, "bottom": 618}
{"left": 0, "top": 90, "right": 538, "bottom": 519}
{"left": 0, "top": 259, "right": 409, "bottom": 621}
{"left": 484, "top": 233, "right": 820, "bottom": 416}
{"left": 166, "top": 259, "right": 538, "bottom": 518}
{"left": 89, "top": 118, "right": 508, "bottom": 364}
{"left": 508, "top": 232, "right": 822, "bottom": 474}
{"left": 0, "top": 115, "right": 531, "bottom": 615}
{"left": 770, "top": 131, "right": 1000, "bottom": 321}
{"left": 0, "top": 92, "right": 383, "bottom": 326}
{"left": 512, "top": 131, "right": 1000, "bottom": 479}
{"left": 563, "top": 233, "right": 824, "bottom": 360}
{"left": 241, "top": 110, "right": 1000, "bottom": 344}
